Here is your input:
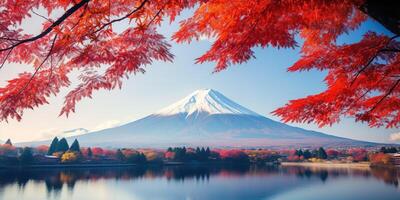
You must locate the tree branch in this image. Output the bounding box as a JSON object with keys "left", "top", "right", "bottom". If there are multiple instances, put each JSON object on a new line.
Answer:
{"left": 381, "top": 48, "right": 400, "bottom": 53}
{"left": 369, "top": 78, "right": 400, "bottom": 112}
{"left": 0, "top": 48, "right": 13, "bottom": 70}
{"left": 0, "top": 0, "right": 90, "bottom": 53}
{"left": 344, "top": 74, "right": 388, "bottom": 114}
{"left": 32, "top": 10, "right": 52, "bottom": 22}
{"left": 91, "top": 0, "right": 149, "bottom": 35}
{"left": 15, "top": 35, "right": 58, "bottom": 97}
{"left": 350, "top": 35, "right": 399, "bottom": 86}
{"left": 0, "top": 37, "right": 21, "bottom": 42}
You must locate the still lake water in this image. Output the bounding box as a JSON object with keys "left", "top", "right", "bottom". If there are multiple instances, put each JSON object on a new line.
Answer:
{"left": 0, "top": 165, "right": 399, "bottom": 200}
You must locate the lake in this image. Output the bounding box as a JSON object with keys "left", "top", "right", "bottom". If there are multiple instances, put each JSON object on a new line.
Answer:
{"left": 0, "top": 165, "right": 399, "bottom": 200}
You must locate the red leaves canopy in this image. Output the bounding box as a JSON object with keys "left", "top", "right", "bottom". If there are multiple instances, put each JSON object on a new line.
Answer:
{"left": 174, "top": 0, "right": 399, "bottom": 128}
{"left": 0, "top": 0, "right": 399, "bottom": 128}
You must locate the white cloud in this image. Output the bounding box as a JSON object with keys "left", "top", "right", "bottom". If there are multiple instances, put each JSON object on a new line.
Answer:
{"left": 92, "top": 120, "right": 122, "bottom": 132}
{"left": 36, "top": 128, "right": 62, "bottom": 140}
{"left": 389, "top": 132, "right": 400, "bottom": 142}
{"left": 62, "top": 128, "right": 89, "bottom": 137}
{"left": 36, "top": 128, "right": 89, "bottom": 141}
{"left": 33, "top": 119, "right": 127, "bottom": 141}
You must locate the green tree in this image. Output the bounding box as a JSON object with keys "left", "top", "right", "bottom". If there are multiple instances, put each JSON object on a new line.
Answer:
{"left": 387, "top": 147, "right": 398, "bottom": 153}
{"left": 303, "top": 150, "right": 312, "bottom": 159}
{"left": 174, "top": 147, "right": 187, "bottom": 161}
{"left": 205, "top": 147, "right": 211, "bottom": 156}
{"left": 317, "top": 147, "right": 328, "bottom": 159}
{"left": 126, "top": 152, "right": 146, "bottom": 164}
{"left": 200, "top": 147, "right": 207, "bottom": 161}
{"left": 69, "top": 139, "right": 81, "bottom": 152}
{"left": 295, "top": 149, "right": 304, "bottom": 157}
{"left": 47, "top": 137, "right": 59, "bottom": 155}
{"left": 311, "top": 149, "right": 319, "bottom": 158}
{"left": 56, "top": 138, "right": 69, "bottom": 153}
{"left": 5, "top": 139, "right": 12, "bottom": 146}
{"left": 19, "top": 147, "right": 34, "bottom": 165}
{"left": 116, "top": 149, "right": 126, "bottom": 161}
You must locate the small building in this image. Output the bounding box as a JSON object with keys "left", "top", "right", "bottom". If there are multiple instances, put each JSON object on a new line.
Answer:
{"left": 390, "top": 153, "right": 400, "bottom": 166}
{"left": 34, "top": 155, "right": 60, "bottom": 164}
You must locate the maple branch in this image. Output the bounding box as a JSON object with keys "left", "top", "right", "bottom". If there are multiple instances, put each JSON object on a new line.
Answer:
{"left": 15, "top": 35, "right": 58, "bottom": 97}
{"left": 0, "top": 48, "right": 13, "bottom": 70}
{"left": 0, "top": 0, "right": 90, "bottom": 53}
{"left": 381, "top": 48, "right": 400, "bottom": 53}
{"left": 32, "top": 10, "right": 52, "bottom": 22}
{"left": 350, "top": 35, "right": 399, "bottom": 86}
{"left": 344, "top": 74, "right": 388, "bottom": 114}
{"left": 147, "top": 3, "right": 165, "bottom": 26}
{"left": 92, "top": 0, "right": 149, "bottom": 35}
{"left": 369, "top": 78, "right": 400, "bottom": 112}
{"left": 350, "top": 51, "right": 381, "bottom": 85}
{"left": 70, "top": 3, "right": 89, "bottom": 31}
{"left": 0, "top": 37, "right": 21, "bottom": 42}
{"left": 94, "top": 3, "right": 168, "bottom": 79}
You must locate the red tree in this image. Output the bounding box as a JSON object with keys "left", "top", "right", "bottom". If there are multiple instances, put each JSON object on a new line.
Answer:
{"left": 347, "top": 148, "right": 368, "bottom": 161}
{"left": 36, "top": 145, "right": 49, "bottom": 154}
{"left": 326, "top": 149, "right": 339, "bottom": 158}
{"left": 0, "top": 0, "right": 398, "bottom": 128}
{"left": 91, "top": 147, "right": 104, "bottom": 156}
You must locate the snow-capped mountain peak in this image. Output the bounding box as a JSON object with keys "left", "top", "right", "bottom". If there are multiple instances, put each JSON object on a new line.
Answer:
{"left": 155, "top": 89, "right": 260, "bottom": 117}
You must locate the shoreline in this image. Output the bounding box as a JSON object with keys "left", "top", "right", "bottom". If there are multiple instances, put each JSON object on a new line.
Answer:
{"left": 0, "top": 161, "right": 248, "bottom": 169}
{"left": 1, "top": 162, "right": 377, "bottom": 170}
{"left": 281, "top": 161, "right": 371, "bottom": 169}
{"left": 0, "top": 163, "right": 138, "bottom": 169}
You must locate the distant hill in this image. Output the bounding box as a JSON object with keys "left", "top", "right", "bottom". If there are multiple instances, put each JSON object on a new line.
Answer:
{"left": 22, "top": 89, "right": 379, "bottom": 149}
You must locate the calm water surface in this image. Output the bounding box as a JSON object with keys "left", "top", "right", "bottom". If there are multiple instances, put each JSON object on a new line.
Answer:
{"left": 0, "top": 165, "right": 399, "bottom": 200}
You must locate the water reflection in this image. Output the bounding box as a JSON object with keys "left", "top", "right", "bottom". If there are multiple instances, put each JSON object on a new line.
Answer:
{"left": 0, "top": 165, "right": 399, "bottom": 200}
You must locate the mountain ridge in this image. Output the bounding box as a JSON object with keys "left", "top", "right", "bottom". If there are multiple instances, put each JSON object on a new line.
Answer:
{"left": 20, "top": 89, "right": 380, "bottom": 148}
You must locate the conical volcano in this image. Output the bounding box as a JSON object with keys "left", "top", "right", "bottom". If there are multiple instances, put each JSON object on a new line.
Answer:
{"left": 24, "top": 89, "right": 376, "bottom": 148}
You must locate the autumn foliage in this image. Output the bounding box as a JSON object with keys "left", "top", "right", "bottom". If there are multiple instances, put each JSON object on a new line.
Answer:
{"left": 369, "top": 152, "right": 392, "bottom": 166}
{"left": 0, "top": 0, "right": 399, "bottom": 128}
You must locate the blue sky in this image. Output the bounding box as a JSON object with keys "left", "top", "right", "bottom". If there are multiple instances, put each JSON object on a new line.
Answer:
{"left": 0, "top": 8, "right": 399, "bottom": 143}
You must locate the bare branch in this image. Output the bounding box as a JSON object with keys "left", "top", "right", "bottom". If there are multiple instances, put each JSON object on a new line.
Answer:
{"left": 32, "top": 10, "right": 52, "bottom": 22}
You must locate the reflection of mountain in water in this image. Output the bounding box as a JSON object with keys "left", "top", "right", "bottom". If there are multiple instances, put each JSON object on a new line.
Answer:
{"left": 0, "top": 165, "right": 399, "bottom": 197}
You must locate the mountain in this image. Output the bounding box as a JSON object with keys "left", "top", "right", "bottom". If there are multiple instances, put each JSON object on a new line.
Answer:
{"left": 23, "top": 89, "right": 377, "bottom": 148}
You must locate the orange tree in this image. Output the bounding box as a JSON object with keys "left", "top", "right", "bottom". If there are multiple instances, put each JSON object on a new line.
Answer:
{"left": 0, "top": 0, "right": 399, "bottom": 128}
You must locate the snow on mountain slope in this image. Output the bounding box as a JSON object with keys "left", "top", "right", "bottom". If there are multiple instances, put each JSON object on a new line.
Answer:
{"left": 155, "top": 89, "right": 260, "bottom": 118}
